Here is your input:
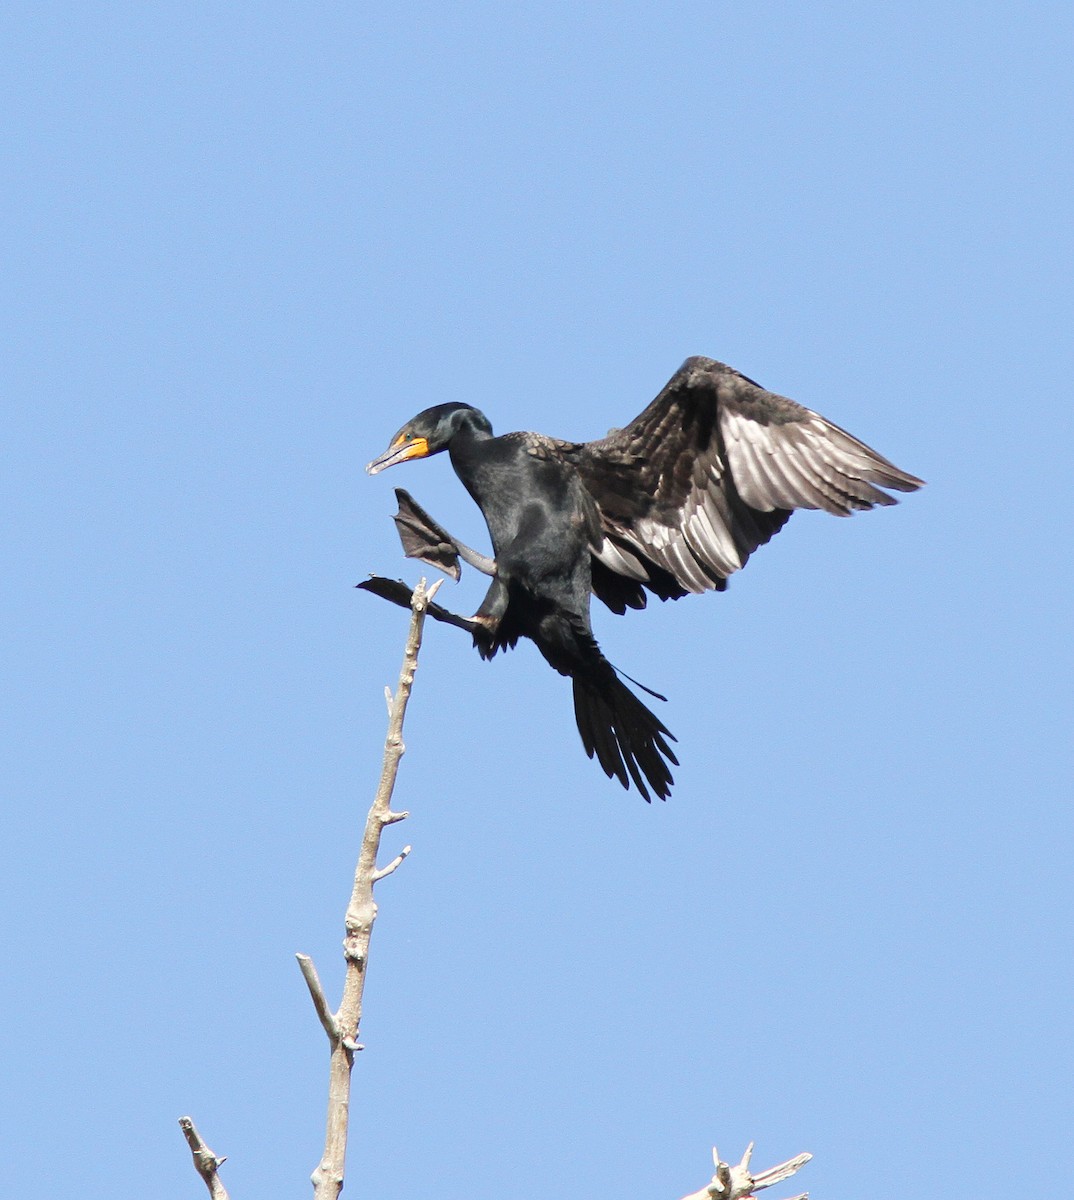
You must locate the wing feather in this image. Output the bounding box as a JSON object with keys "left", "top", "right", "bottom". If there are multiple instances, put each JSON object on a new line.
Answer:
{"left": 570, "top": 356, "right": 923, "bottom": 606}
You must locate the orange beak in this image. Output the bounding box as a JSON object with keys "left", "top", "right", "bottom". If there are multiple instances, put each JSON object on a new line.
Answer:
{"left": 366, "top": 436, "right": 430, "bottom": 475}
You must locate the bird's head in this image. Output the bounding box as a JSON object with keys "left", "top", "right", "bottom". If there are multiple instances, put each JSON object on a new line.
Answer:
{"left": 366, "top": 403, "right": 493, "bottom": 475}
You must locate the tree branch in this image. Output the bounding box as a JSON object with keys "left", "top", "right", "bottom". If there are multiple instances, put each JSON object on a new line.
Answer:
{"left": 296, "top": 953, "right": 339, "bottom": 1043}
{"left": 178, "top": 572, "right": 817, "bottom": 1200}
{"left": 678, "top": 1143, "right": 811, "bottom": 1200}
{"left": 303, "top": 576, "right": 440, "bottom": 1200}
{"left": 372, "top": 844, "right": 412, "bottom": 882}
{"left": 178, "top": 1116, "right": 230, "bottom": 1200}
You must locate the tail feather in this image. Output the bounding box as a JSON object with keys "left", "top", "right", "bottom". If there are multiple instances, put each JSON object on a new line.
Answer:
{"left": 572, "top": 673, "right": 678, "bottom": 802}
{"left": 516, "top": 602, "right": 678, "bottom": 800}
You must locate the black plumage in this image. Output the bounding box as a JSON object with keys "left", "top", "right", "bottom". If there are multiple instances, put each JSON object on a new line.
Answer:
{"left": 365, "top": 355, "right": 923, "bottom": 800}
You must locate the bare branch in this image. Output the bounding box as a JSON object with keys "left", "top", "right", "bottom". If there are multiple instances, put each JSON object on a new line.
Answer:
{"left": 178, "top": 1117, "right": 230, "bottom": 1200}
{"left": 678, "top": 1143, "right": 811, "bottom": 1200}
{"left": 751, "top": 1152, "right": 813, "bottom": 1191}
{"left": 296, "top": 953, "right": 339, "bottom": 1043}
{"left": 308, "top": 577, "right": 437, "bottom": 1200}
{"left": 180, "top": 571, "right": 818, "bottom": 1200}
{"left": 372, "top": 844, "right": 412, "bottom": 883}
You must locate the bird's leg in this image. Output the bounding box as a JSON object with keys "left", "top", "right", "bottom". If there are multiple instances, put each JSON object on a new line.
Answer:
{"left": 445, "top": 535, "right": 496, "bottom": 576}
{"left": 357, "top": 573, "right": 509, "bottom": 652}
{"left": 471, "top": 576, "right": 510, "bottom": 633}
{"left": 357, "top": 576, "right": 485, "bottom": 635}
{"left": 392, "top": 489, "right": 496, "bottom": 580}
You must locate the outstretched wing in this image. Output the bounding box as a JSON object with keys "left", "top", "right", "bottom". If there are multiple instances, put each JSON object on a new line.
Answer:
{"left": 569, "top": 356, "right": 923, "bottom": 609}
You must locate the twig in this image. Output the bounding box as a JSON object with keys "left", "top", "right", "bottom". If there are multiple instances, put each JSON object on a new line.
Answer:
{"left": 678, "top": 1143, "right": 811, "bottom": 1200}
{"left": 296, "top": 953, "right": 339, "bottom": 1043}
{"left": 302, "top": 576, "right": 438, "bottom": 1200}
{"left": 178, "top": 1116, "right": 230, "bottom": 1200}
{"left": 372, "top": 844, "right": 412, "bottom": 882}
{"left": 178, "top": 572, "right": 818, "bottom": 1200}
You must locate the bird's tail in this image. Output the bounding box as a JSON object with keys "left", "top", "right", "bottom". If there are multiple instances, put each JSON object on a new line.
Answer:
{"left": 508, "top": 602, "right": 678, "bottom": 801}
{"left": 572, "top": 669, "right": 678, "bottom": 802}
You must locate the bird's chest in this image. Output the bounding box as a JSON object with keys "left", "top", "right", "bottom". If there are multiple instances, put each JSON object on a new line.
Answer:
{"left": 451, "top": 439, "right": 588, "bottom": 559}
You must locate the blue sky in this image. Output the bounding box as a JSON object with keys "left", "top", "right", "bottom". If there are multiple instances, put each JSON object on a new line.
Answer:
{"left": 3, "top": 4, "right": 1072, "bottom": 1198}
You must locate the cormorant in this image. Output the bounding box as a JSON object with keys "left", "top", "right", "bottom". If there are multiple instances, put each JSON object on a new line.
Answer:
{"left": 364, "top": 355, "right": 923, "bottom": 801}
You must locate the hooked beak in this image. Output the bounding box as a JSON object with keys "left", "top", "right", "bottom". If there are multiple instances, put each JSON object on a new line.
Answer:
{"left": 366, "top": 436, "right": 430, "bottom": 476}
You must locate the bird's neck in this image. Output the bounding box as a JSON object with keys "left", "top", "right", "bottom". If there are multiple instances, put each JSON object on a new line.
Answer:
{"left": 448, "top": 412, "right": 492, "bottom": 454}
{"left": 449, "top": 421, "right": 512, "bottom": 514}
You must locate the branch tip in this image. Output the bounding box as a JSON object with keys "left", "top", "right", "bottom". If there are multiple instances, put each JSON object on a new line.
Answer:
{"left": 682, "top": 1143, "right": 811, "bottom": 1200}
{"left": 179, "top": 1116, "right": 230, "bottom": 1200}
{"left": 296, "top": 953, "right": 339, "bottom": 1042}
{"left": 373, "top": 844, "right": 412, "bottom": 883}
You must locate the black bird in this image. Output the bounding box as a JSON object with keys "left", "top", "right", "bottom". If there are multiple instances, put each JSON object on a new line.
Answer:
{"left": 365, "top": 356, "right": 923, "bottom": 800}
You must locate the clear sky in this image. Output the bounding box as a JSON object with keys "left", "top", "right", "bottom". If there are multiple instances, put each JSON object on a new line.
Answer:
{"left": 3, "top": 4, "right": 1072, "bottom": 1198}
